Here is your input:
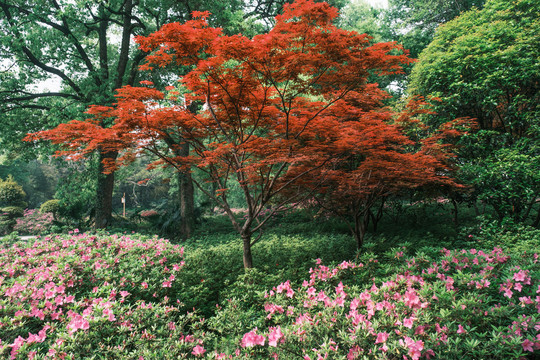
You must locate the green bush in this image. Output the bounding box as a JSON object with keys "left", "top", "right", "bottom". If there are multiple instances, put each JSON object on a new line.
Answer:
{"left": 0, "top": 175, "right": 27, "bottom": 208}
{"left": 0, "top": 218, "right": 16, "bottom": 236}
{"left": 0, "top": 206, "right": 24, "bottom": 235}
{"left": 460, "top": 217, "right": 540, "bottom": 253}
{"left": 39, "top": 199, "right": 61, "bottom": 218}
{"left": 0, "top": 206, "right": 24, "bottom": 218}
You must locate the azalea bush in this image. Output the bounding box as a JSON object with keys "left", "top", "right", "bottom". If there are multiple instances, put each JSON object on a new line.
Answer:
{"left": 0, "top": 232, "right": 210, "bottom": 359}
{"left": 227, "top": 247, "right": 540, "bottom": 359}
{"left": 13, "top": 209, "right": 55, "bottom": 235}
{"left": 2, "top": 232, "right": 539, "bottom": 359}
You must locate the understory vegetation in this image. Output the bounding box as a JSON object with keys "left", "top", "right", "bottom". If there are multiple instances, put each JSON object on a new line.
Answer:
{"left": 1, "top": 206, "right": 539, "bottom": 359}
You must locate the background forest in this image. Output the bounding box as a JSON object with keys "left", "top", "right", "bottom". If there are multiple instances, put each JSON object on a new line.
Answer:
{"left": 0, "top": 0, "right": 539, "bottom": 358}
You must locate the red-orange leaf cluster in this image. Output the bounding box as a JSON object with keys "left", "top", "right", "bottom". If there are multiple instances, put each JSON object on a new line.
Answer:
{"left": 27, "top": 0, "right": 467, "bottom": 268}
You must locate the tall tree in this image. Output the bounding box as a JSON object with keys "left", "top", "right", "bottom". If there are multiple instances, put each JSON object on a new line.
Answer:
{"left": 383, "top": 0, "right": 486, "bottom": 58}
{"left": 1, "top": 0, "right": 245, "bottom": 232}
{"left": 408, "top": 0, "right": 540, "bottom": 223}
{"left": 29, "top": 0, "right": 412, "bottom": 268}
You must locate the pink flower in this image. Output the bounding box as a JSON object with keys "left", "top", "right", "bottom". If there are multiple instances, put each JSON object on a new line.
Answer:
{"left": 268, "top": 326, "right": 283, "bottom": 347}
{"left": 403, "top": 317, "right": 414, "bottom": 329}
{"left": 375, "top": 332, "right": 389, "bottom": 344}
{"left": 522, "top": 339, "right": 534, "bottom": 352}
{"left": 399, "top": 336, "right": 424, "bottom": 360}
{"left": 403, "top": 289, "right": 420, "bottom": 309}
{"left": 513, "top": 270, "right": 527, "bottom": 282}
{"left": 192, "top": 345, "right": 205, "bottom": 356}
{"left": 241, "top": 330, "right": 265, "bottom": 347}
{"left": 67, "top": 313, "right": 89, "bottom": 333}
{"left": 457, "top": 325, "right": 467, "bottom": 334}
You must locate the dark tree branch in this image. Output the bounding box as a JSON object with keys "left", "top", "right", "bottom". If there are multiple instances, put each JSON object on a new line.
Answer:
{"left": 114, "top": 0, "right": 134, "bottom": 89}
{"left": 1, "top": 91, "right": 80, "bottom": 101}
{"left": 0, "top": 3, "right": 85, "bottom": 99}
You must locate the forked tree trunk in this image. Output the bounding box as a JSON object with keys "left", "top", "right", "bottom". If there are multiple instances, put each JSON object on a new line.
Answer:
{"left": 369, "top": 199, "right": 385, "bottom": 232}
{"left": 242, "top": 232, "right": 254, "bottom": 269}
{"left": 451, "top": 198, "right": 459, "bottom": 226}
{"left": 95, "top": 150, "right": 117, "bottom": 229}
{"left": 353, "top": 212, "right": 369, "bottom": 250}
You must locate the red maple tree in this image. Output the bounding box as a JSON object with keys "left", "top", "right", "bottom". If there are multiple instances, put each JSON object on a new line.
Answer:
{"left": 26, "top": 0, "right": 459, "bottom": 268}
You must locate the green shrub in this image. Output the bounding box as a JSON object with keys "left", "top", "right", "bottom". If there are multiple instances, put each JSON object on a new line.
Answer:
{"left": 0, "top": 218, "right": 16, "bottom": 236}
{"left": 0, "top": 175, "right": 27, "bottom": 207}
{"left": 460, "top": 217, "right": 540, "bottom": 253}
{"left": 39, "top": 199, "right": 61, "bottom": 218}
{"left": 0, "top": 206, "right": 24, "bottom": 218}
{"left": 0, "top": 206, "right": 24, "bottom": 235}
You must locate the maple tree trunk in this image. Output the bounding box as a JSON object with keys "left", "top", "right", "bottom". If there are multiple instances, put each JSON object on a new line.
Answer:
{"left": 451, "top": 198, "right": 459, "bottom": 226}
{"left": 176, "top": 140, "right": 195, "bottom": 240}
{"left": 353, "top": 213, "right": 369, "bottom": 250}
{"left": 94, "top": 150, "right": 117, "bottom": 229}
{"left": 369, "top": 199, "right": 385, "bottom": 232}
{"left": 242, "top": 232, "right": 254, "bottom": 269}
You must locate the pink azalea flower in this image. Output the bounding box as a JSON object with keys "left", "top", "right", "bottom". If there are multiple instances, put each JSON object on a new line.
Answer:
{"left": 241, "top": 330, "right": 265, "bottom": 347}
{"left": 268, "top": 326, "right": 283, "bottom": 347}
{"left": 403, "top": 289, "right": 420, "bottom": 309}
{"left": 457, "top": 325, "right": 467, "bottom": 334}
{"left": 399, "top": 336, "right": 424, "bottom": 360}
{"left": 513, "top": 270, "right": 527, "bottom": 282}
{"left": 403, "top": 317, "right": 414, "bottom": 329}
{"left": 192, "top": 345, "right": 205, "bottom": 356}
{"left": 522, "top": 339, "right": 534, "bottom": 352}
{"left": 375, "top": 332, "right": 389, "bottom": 344}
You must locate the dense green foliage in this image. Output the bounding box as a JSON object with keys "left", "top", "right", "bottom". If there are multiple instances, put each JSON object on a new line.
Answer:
{"left": 0, "top": 175, "right": 27, "bottom": 234}
{"left": 409, "top": 0, "right": 540, "bottom": 224}
{"left": 0, "top": 175, "right": 26, "bottom": 207}
{"left": 384, "top": 0, "right": 486, "bottom": 58}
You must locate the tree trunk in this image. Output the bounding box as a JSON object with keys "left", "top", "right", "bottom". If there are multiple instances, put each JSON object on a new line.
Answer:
{"left": 177, "top": 140, "right": 195, "bottom": 240}
{"left": 473, "top": 202, "right": 480, "bottom": 217}
{"left": 369, "top": 199, "right": 385, "bottom": 232}
{"left": 242, "top": 232, "right": 254, "bottom": 269}
{"left": 94, "top": 150, "right": 117, "bottom": 229}
{"left": 533, "top": 206, "right": 540, "bottom": 228}
{"left": 451, "top": 198, "right": 459, "bottom": 226}
{"left": 353, "top": 212, "right": 369, "bottom": 250}
{"left": 178, "top": 168, "right": 195, "bottom": 240}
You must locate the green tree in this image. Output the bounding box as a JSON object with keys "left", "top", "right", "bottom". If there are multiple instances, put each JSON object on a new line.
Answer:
{"left": 0, "top": 0, "right": 246, "bottom": 233}
{"left": 384, "top": 0, "right": 486, "bottom": 58}
{"left": 338, "top": 0, "right": 385, "bottom": 42}
{"left": 408, "top": 0, "right": 540, "bottom": 224}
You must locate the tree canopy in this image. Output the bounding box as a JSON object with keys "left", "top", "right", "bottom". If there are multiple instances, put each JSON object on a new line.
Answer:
{"left": 29, "top": 0, "right": 470, "bottom": 268}
{"left": 408, "top": 0, "right": 540, "bottom": 223}
{"left": 384, "top": 0, "right": 486, "bottom": 58}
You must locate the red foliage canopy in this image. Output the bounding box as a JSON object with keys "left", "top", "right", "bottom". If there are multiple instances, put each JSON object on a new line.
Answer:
{"left": 26, "top": 0, "right": 468, "bottom": 266}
